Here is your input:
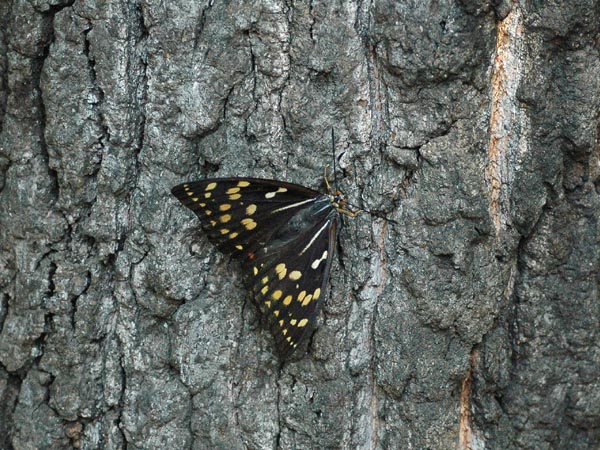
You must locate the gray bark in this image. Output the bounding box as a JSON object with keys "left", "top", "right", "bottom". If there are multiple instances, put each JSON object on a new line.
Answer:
{"left": 0, "top": 1, "right": 598, "bottom": 449}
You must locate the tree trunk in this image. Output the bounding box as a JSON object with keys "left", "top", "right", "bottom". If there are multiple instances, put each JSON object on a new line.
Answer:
{"left": 0, "top": 1, "right": 598, "bottom": 449}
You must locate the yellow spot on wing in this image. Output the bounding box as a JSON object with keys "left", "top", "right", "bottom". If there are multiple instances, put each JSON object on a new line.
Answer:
{"left": 229, "top": 232, "right": 239, "bottom": 239}
{"left": 265, "top": 300, "right": 271, "bottom": 308}
{"left": 290, "top": 319, "right": 297, "bottom": 326}
{"left": 205, "top": 210, "right": 212, "bottom": 216}
{"left": 191, "top": 197, "right": 199, "bottom": 202}
{"left": 297, "top": 291, "right": 306, "bottom": 302}
{"left": 241, "top": 218, "right": 257, "bottom": 230}
{"left": 298, "top": 318, "right": 308, "bottom": 327}
{"left": 205, "top": 182, "right": 217, "bottom": 191}
{"left": 283, "top": 295, "right": 292, "bottom": 306}
{"left": 289, "top": 270, "right": 302, "bottom": 281}
{"left": 204, "top": 192, "right": 212, "bottom": 198}
{"left": 246, "top": 204, "right": 257, "bottom": 215}
{"left": 272, "top": 290, "right": 282, "bottom": 300}
{"left": 261, "top": 276, "right": 269, "bottom": 285}
{"left": 275, "top": 263, "right": 287, "bottom": 280}
{"left": 302, "top": 294, "right": 313, "bottom": 307}
{"left": 286, "top": 336, "right": 292, "bottom": 343}
{"left": 235, "top": 244, "right": 243, "bottom": 250}
{"left": 220, "top": 214, "right": 231, "bottom": 223}
{"left": 313, "top": 288, "right": 321, "bottom": 300}
{"left": 237, "top": 181, "right": 250, "bottom": 187}
{"left": 226, "top": 187, "right": 240, "bottom": 194}
{"left": 219, "top": 204, "right": 232, "bottom": 211}
{"left": 220, "top": 228, "right": 230, "bottom": 235}
{"left": 273, "top": 310, "right": 280, "bottom": 317}
{"left": 253, "top": 266, "right": 259, "bottom": 276}
{"left": 229, "top": 194, "right": 242, "bottom": 200}
{"left": 282, "top": 329, "right": 288, "bottom": 336}
{"left": 261, "top": 285, "right": 269, "bottom": 295}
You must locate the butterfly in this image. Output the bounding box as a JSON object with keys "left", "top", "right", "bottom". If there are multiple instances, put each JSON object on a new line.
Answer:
{"left": 171, "top": 173, "right": 360, "bottom": 359}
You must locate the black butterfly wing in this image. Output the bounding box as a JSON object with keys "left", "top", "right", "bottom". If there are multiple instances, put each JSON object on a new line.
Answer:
{"left": 171, "top": 178, "right": 322, "bottom": 258}
{"left": 244, "top": 203, "right": 340, "bottom": 358}
{"left": 171, "top": 177, "right": 340, "bottom": 358}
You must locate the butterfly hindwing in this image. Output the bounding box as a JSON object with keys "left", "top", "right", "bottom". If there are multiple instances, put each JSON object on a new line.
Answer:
{"left": 244, "top": 199, "right": 339, "bottom": 358}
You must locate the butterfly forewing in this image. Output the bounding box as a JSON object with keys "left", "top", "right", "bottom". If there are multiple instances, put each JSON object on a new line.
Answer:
{"left": 171, "top": 178, "right": 322, "bottom": 257}
{"left": 171, "top": 177, "right": 340, "bottom": 358}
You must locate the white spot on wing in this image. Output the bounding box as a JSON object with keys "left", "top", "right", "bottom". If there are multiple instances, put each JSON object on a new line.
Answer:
{"left": 271, "top": 198, "right": 315, "bottom": 213}
{"left": 299, "top": 220, "right": 330, "bottom": 255}
{"left": 310, "top": 250, "right": 329, "bottom": 269}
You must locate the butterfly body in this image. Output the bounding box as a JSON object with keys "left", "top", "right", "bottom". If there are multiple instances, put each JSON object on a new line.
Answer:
{"left": 171, "top": 177, "right": 354, "bottom": 358}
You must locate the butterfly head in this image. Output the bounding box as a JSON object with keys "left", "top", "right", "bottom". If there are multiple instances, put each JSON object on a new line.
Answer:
{"left": 329, "top": 190, "right": 362, "bottom": 218}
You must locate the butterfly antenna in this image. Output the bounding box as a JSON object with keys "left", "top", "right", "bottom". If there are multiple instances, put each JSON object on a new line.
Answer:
{"left": 331, "top": 128, "right": 338, "bottom": 192}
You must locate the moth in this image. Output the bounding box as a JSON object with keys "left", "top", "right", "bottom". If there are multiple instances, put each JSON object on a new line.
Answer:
{"left": 171, "top": 174, "right": 359, "bottom": 358}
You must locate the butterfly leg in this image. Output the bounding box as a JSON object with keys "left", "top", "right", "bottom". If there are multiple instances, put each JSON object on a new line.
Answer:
{"left": 323, "top": 164, "right": 333, "bottom": 193}
{"left": 336, "top": 206, "right": 362, "bottom": 217}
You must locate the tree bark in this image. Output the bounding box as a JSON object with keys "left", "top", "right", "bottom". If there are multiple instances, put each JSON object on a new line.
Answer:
{"left": 0, "top": 1, "right": 598, "bottom": 449}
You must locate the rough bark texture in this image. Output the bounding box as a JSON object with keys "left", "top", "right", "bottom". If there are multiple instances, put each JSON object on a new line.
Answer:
{"left": 0, "top": 1, "right": 598, "bottom": 449}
